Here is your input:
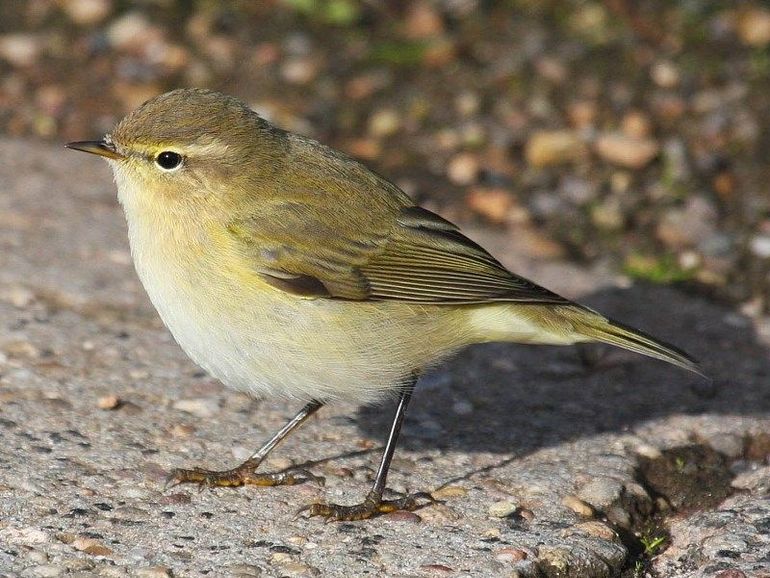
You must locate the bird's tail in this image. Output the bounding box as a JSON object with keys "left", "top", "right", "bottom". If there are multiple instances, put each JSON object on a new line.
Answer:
{"left": 567, "top": 307, "right": 705, "bottom": 377}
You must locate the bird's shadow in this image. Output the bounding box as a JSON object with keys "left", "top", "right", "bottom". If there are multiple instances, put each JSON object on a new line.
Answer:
{"left": 355, "top": 284, "right": 769, "bottom": 455}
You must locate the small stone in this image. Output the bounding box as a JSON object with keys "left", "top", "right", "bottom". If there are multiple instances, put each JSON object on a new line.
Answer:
{"left": 633, "top": 443, "right": 662, "bottom": 460}
{"left": 650, "top": 61, "right": 679, "bottom": 88}
{"left": 404, "top": 1, "right": 444, "bottom": 39}
{"left": 106, "top": 12, "right": 150, "bottom": 51}
{"left": 0, "top": 284, "right": 35, "bottom": 308}
{"left": 72, "top": 537, "right": 99, "bottom": 551}
{"left": 431, "top": 485, "right": 468, "bottom": 500}
{"left": 0, "top": 34, "right": 40, "bottom": 67}
{"left": 97, "top": 395, "right": 121, "bottom": 410}
{"left": 737, "top": 8, "right": 770, "bottom": 47}
{"left": 134, "top": 567, "right": 172, "bottom": 578}
{"left": 455, "top": 91, "right": 479, "bottom": 117}
{"left": 594, "top": 132, "right": 659, "bottom": 169}
{"left": 173, "top": 397, "right": 220, "bottom": 418}
{"left": 574, "top": 521, "right": 617, "bottom": 541}
{"left": 562, "top": 495, "right": 594, "bottom": 517}
{"left": 749, "top": 235, "right": 770, "bottom": 258}
{"left": 419, "top": 503, "right": 461, "bottom": 524}
{"left": 281, "top": 58, "right": 317, "bottom": 85}
{"left": 61, "top": 0, "right": 112, "bottom": 26}
{"left": 591, "top": 197, "right": 625, "bottom": 231}
{"left": 344, "top": 138, "right": 381, "bottom": 160}
{"left": 466, "top": 187, "right": 515, "bottom": 224}
{"left": 567, "top": 100, "right": 597, "bottom": 129}
{"left": 494, "top": 547, "right": 528, "bottom": 563}
{"left": 488, "top": 500, "right": 518, "bottom": 518}
{"left": 621, "top": 111, "right": 652, "bottom": 139}
{"left": 577, "top": 477, "right": 623, "bottom": 510}
{"left": 224, "top": 563, "right": 262, "bottom": 577}
{"left": 525, "top": 130, "right": 586, "bottom": 167}
{"left": 367, "top": 109, "right": 401, "bottom": 138}
{"left": 447, "top": 152, "right": 479, "bottom": 185}
{"left": 4, "top": 340, "right": 40, "bottom": 359}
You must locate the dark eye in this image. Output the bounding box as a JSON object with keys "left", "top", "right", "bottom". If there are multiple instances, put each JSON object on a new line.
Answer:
{"left": 155, "top": 151, "right": 183, "bottom": 170}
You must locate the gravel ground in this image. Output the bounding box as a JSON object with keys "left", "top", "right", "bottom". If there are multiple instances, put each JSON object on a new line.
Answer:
{"left": 1, "top": 1, "right": 770, "bottom": 311}
{"left": 0, "top": 141, "right": 768, "bottom": 577}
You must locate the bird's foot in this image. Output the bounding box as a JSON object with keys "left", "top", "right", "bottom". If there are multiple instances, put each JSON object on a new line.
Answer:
{"left": 165, "top": 458, "right": 324, "bottom": 490}
{"left": 298, "top": 489, "right": 436, "bottom": 521}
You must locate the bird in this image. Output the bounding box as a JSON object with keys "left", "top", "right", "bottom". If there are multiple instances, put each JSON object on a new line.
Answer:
{"left": 66, "top": 88, "right": 702, "bottom": 521}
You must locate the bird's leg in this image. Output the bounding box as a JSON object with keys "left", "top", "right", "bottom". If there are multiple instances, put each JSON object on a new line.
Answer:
{"left": 166, "top": 400, "right": 325, "bottom": 489}
{"left": 300, "top": 378, "right": 435, "bottom": 521}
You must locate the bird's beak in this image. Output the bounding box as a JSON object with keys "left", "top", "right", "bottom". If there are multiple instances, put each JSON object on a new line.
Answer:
{"left": 65, "top": 140, "right": 124, "bottom": 160}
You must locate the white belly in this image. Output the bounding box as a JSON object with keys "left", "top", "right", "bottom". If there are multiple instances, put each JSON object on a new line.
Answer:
{"left": 125, "top": 218, "right": 468, "bottom": 404}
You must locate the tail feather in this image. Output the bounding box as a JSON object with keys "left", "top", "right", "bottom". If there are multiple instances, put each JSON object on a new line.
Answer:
{"left": 569, "top": 310, "right": 705, "bottom": 377}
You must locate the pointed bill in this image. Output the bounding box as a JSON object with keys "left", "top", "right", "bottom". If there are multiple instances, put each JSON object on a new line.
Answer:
{"left": 65, "top": 140, "right": 123, "bottom": 160}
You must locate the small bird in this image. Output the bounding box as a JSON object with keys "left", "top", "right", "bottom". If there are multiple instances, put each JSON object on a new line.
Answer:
{"left": 67, "top": 88, "right": 701, "bottom": 521}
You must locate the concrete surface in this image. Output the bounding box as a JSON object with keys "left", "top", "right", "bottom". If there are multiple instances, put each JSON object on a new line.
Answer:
{"left": 0, "top": 138, "right": 768, "bottom": 577}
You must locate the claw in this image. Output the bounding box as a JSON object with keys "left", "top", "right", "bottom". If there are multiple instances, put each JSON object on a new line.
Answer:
{"left": 298, "top": 490, "right": 436, "bottom": 522}
{"left": 163, "top": 461, "right": 322, "bottom": 491}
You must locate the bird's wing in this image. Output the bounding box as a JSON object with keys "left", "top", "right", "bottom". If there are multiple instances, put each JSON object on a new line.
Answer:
{"left": 227, "top": 196, "right": 570, "bottom": 305}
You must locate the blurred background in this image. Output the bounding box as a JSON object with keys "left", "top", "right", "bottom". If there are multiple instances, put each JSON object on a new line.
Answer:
{"left": 2, "top": 0, "right": 769, "bottom": 313}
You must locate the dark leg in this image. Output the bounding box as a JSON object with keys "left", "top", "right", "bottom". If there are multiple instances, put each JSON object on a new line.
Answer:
{"left": 301, "top": 378, "right": 434, "bottom": 521}
{"left": 167, "top": 400, "right": 324, "bottom": 488}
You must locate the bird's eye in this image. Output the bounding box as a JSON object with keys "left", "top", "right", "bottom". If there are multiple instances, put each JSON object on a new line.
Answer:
{"left": 155, "top": 151, "right": 183, "bottom": 171}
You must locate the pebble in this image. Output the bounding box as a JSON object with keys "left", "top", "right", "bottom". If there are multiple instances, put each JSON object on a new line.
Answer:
{"left": 577, "top": 477, "right": 622, "bottom": 510}
{"left": 97, "top": 395, "right": 121, "bottom": 410}
{"left": 621, "top": 110, "right": 652, "bottom": 139}
{"left": 573, "top": 521, "right": 617, "bottom": 541}
{"left": 172, "top": 397, "right": 220, "bottom": 418}
{"left": 419, "top": 503, "right": 461, "bottom": 524}
{"left": 223, "top": 563, "right": 262, "bottom": 577}
{"left": 447, "top": 152, "right": 479, "bottom": 185}
{"left": 737, "top": 8, "right": 770, "bottom": 47}
{"left": 749, "top": 234, "right": 770, "bottom": 258}
{"left": 281, "top": 58, "right": 318, "bottom": 85}
{"left": 404, "top": 1, "right": 444, "bottom": 39}
{"left": 525, "top": 130, "right": 586, "bottom": 167}
{"left": 61, "top": 0, "right": 112, "bottom": 26}
{"left": 487, "top": 500, "right": 518, "bottom": 518}
{"left": 494, "top": 547, "right": 528, "bottom": 563}
{"left": 431, "top": 485, "right": 468, "bottom": 500}
{"left": 594, "top": 132, "right": 659, "bottom": 169}
{"left": 567, "top": 100, "right": 597, "bottom": 129}
{"left": 0, "top": 34, "right": 40, "bottom": 67}
{"left": 133, "top": 567, "right": 173, "bottom": 578}
{"left": 466, "top": 187, "right": 515, "bottom": 224}
{"left": 561, "top": 495, "right": 594, "bottom": 517}
{"left": 106, "top": 12, "right": 150, "bottom": 51}
{"left": 650, "top": 61, "right": 680, "bottom": 88}
{"left": 0, "top": 284, "right": 35, "bottom": 308}
{"left": 367, "top": 109, "right": 401, "bottom": 138}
